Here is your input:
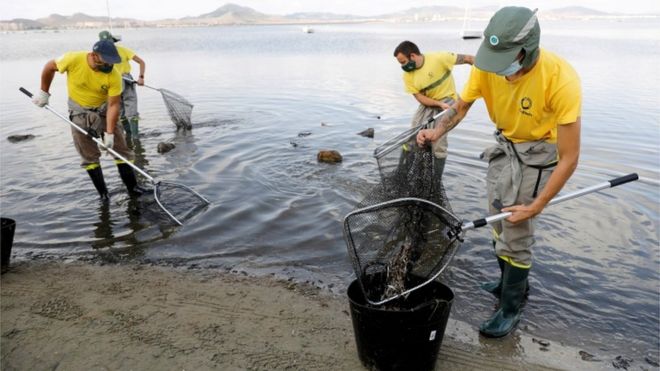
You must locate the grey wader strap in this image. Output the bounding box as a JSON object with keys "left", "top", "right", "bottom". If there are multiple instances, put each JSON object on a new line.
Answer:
{"left": 491, "top": 130, "right": 558, "bottom": 210}
{"left": 68, "top": 99, "right": 108, "bottom": 139}
{"left": 502, "top": 134, "right": 558, "bottom": 198}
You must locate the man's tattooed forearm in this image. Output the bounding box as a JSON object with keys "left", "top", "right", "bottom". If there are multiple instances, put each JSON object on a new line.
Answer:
{"left": 439, "top": 108, "right": 459, "bottom": 132}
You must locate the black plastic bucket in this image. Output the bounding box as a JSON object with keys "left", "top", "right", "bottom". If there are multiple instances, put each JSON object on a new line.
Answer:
{"left": 347, "top": 278, "right": 454, "bottom": 371}
{"left": 1, "top": 217, "right": 16, "bottom": 273}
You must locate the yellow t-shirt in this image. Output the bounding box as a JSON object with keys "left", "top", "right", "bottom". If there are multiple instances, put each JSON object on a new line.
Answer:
{"left": 55, "top": 51, "right": 122, "bottom": 108}
{"left": 115, "top": 45, "right": 136, "bottom": 75}
{"left": 403, "top": 52, "right": 457, "bottom": 100}
{"left": 460, "top": 49, "right": 581, "bottom": 143}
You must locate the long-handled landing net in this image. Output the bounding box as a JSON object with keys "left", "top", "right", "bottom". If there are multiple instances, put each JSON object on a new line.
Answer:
{"left": 345, "top": 118, "right": 640, "bottom": 307}
{"left": 344, "top": 136, "right": 464, "bottom": 306}
{"left": 21, "top": 87, "right": 208, "bottom": 226}
{"left": 123, "top": 77, "right": 193, "bottom": 130}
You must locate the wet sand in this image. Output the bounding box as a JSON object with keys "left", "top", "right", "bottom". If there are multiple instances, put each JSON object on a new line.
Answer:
{"left": 1, "top": 261, "right": 610, "bottom": 370}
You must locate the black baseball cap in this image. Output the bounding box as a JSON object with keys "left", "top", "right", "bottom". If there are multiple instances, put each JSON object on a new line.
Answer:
{"left": 92, "top": 39, "right": 121, "bottom": 64}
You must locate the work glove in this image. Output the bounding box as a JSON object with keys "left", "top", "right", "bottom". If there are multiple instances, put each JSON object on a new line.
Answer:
{"left": 32, "top": 90, "right": 50, "bottom": 107}
{"left": 99, "top": 132, "right": 114, "bottom": 154}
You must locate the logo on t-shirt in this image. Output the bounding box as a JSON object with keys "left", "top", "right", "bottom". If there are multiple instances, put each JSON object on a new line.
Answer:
{"left": 520, "top": 97, "right": 532, "bottom": 116}
{"left": 101, "top": 84, "right": 109, "bottom": 93}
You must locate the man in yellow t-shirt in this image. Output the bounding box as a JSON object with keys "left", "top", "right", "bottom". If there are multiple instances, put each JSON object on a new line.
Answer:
{"left": 417, "top": 7, "right": 581, "bottom": 338}
{"left": 99, "top": 31, "right": 146, "bottom": 142}
{"left": 32, "top": 40, "right": 143, "bottom": 201}
{"left": 393, "top": 40, "right": 473, "bottom": 180}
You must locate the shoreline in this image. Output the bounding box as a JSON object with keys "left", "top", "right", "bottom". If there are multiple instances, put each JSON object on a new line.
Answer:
{"left": 0, "top": 260, "right": 612, "bottom": 370}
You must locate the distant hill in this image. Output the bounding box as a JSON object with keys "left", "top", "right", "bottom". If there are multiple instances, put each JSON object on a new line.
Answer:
{"left": 543, "top": 6, "right": 611, "bottom": 17}
{"left": 0, "top": 4, "right": 652, "bottom": 31}
{"left": 173, "top": 3, "right": 283, "bottom": 25}
{"left": 285, "top": 12, "right": 363, "bottom": 21}
{"left": 197, "top": 4, "right": 267, "bottom": 19}
{"left": 378, "top": 6, "right": 465, "bottom": 20}
{"left": 542, "top": 6, "right": 611, "bottom": 18}
{"left": 36, "top": 12, "right": 140, "bottom": 28}
{"left": 0, "top": 18, "right": 43, "bottom": 30}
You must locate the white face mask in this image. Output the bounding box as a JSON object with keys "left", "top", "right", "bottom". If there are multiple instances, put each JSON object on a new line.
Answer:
{"left": 496, "top": 59, "right": 523, "bottom": 76}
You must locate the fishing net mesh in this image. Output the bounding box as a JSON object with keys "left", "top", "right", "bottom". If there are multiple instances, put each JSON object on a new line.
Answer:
{"left": 160, "top": 89, "right": 193, "bottom": 130}
{"left": 153, "top": 182, "right": 208, "bottom": 224}
{"left": 344, "top": 132, "right": 463, "bottom": 306}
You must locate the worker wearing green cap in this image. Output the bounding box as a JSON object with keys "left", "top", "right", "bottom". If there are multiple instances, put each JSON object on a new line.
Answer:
{"left": 417, "top": 6, "right": 581, "bottom": 338}
{"left": 99, "top": 30, "right": 146, "bottom": 143}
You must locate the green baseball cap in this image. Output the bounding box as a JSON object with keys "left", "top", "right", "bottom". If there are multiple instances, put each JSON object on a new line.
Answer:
{"left": 475, "top": 7, "right": 540, "bottom": 72}
{"left": 98, "top": 30, "right": 121, "bottom": 43}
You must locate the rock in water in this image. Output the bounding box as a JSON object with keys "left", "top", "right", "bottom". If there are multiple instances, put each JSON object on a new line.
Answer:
{"left": 157, "top": 142, "right": 176, "bottom": 154}
{"left": 317, "top": 150, "right": 342, "bottom": 163}
{"left": 298, "top": 131, "right": 312, "bottom": 137}
{"left": 7, "top": 134, "right": 35, "bottom": 143}
{"left": 612, "top": 355, "right": 633, "bottom": 369}
{"left": 357, "top": 128, "right": 374, "bottom": 138}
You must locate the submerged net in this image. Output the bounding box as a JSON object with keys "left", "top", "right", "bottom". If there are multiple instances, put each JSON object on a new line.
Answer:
{"left": 160, "top": 89, "right": 194, "bottom": 130}
{"left": 344, "top": 129, "right": 463, "bottom": 306}
{"left": 153, "top": 181, "right": 209, "bottom": 225}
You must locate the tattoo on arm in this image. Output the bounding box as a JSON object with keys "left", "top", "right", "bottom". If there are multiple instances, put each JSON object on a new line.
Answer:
{"left": 440, "top": 111, "right": 460, "bottom": 132}
{"left": 439, "top": 100, "right": 473, "bottom": 133}
{"left": 456, "top": 54, "right": 466, "bottom": 65}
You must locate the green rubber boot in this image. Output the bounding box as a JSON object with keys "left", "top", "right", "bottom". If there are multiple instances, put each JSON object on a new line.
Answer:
{"left": 481, "top": 241, "right": 530, "bottom": 298}
{"left": 479, "top": 263, "right": 530, "bottom": 338}
{"left": 121, "top": 117, "right": 131, "bottom": 138}
{"left": 481, "top": 254, "right": 506, "bottom": 297}
{"left": 128, "top": 117, "right": 139, "bottom": 138}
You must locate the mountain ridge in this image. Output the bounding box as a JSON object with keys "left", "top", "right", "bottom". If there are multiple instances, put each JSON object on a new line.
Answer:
{"left": 1, "top": 3, "right": 654, "bottom": 30}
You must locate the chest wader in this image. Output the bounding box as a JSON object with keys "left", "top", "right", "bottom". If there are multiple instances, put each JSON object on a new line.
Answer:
{"left": 478, "top": 133, "right": 557, "bottom": 338}
{"left": 68, "top": 103, "right": 110, "bottom": 201}
{"left": 120, "top": 117, "right": 139, "bottom": 142}
{"left": 69, "top": 101, "right": 144, "bottom": 199}
{"left": 120, "top": 74, "right": 140, "bottom": 141}
{"left": 480, "top": 141, "right": 555, "bottom": 299}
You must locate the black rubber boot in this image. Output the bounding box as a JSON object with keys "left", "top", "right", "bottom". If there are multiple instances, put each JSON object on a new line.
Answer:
{"left": 116, "top": 162, "right": 144, "bottom": 197}
{"left": 479, "top": 263, "right": 530, "bottom": 338}
{"left": 86, "top": 166, "right": 109, "bottom": 201}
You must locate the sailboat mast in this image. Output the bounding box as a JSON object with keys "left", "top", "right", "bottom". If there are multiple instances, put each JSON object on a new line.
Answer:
{"left": 462, "top": 0, "right": 470, "bottom": 31}
{"left": 106, "top": 0, "right": 113, "bottom": 32}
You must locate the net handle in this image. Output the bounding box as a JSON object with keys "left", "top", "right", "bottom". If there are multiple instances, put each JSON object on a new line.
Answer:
{"left": 20, "top": 87, "right": 155, "bottom": 183}
{"left": 20, "top": 87, "right": 210, "bottom": 226}
{"left": 374, "top": 108, "right": 451, "bottom": 159}
{"left": 122, "top": 76, "right": 160, "bottom": 92}
{"left": 462, "top": 173, "right": 639, "bottom": 231}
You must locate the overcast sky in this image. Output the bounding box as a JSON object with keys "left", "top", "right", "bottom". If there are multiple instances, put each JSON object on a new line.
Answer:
{"left": 2, "top": 0, "right": 659, "bottom": 21}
